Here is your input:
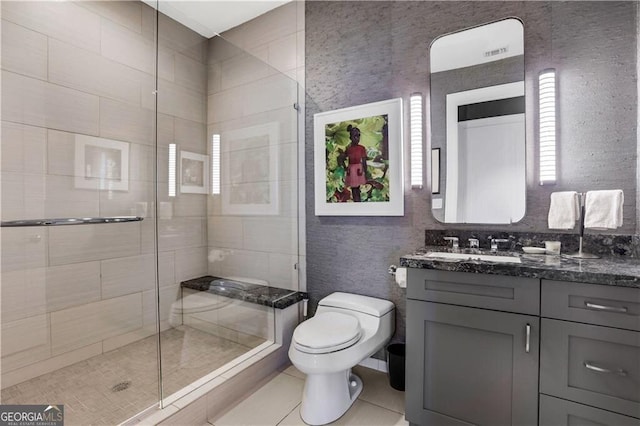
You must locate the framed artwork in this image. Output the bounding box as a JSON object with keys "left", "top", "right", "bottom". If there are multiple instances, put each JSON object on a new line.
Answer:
{"left": 180, "top": 151, "right": 209, "bottom": 194}
{"left": 75, "top": 134, "right": 129, "bottom": 191}
{"left": 431, "top": 148, "right": 441, "bottom": 194}
{"left": 220, "top": 122, "right": 279, "bottom": 215}
{"left": 314, "top": 98, "right": 404, "bottom": 216}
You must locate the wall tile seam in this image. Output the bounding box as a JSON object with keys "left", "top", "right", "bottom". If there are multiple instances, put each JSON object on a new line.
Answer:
{"left": 3, "top": 79, "right": 192, "bottom": 136}
{"left": 76, "top": 3, "right": 145, "bottom": 38}
{"left": 204, "top": 247, "right": 298, "bottom": 257}
{"left": 239, "top": 30, "right": 301, "bottom": 52}
{"left": 205, "top": 71, "right": 299, "bottom": 97}
{"left": 3, "top": 70, "right": 102, "bottom": 105}
{"left": 0, "top": 18, "right": 92, "bottom": 53}
{"left": 206, "top": 113, "right": 298, "bottom": 128}
{"left": 3, "top": 29, "right": 186, "bottom": 90}
{"left": 0, "top": 64, "right": 49, "bottom": 85}
{"left": 157, "top": 76, "right": 209, "bottom": 99}
{"left": 162, "top": 45, "right": 209, "bottom": 67}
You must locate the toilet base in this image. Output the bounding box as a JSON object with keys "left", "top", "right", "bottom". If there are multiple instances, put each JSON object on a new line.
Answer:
{"left": 300, "top": 370, "right": 362, "bottom": 425}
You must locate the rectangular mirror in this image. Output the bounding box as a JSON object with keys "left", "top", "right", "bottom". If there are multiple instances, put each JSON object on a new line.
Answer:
{"left": 430, "top": 18, "right": 526, "bottom": 224}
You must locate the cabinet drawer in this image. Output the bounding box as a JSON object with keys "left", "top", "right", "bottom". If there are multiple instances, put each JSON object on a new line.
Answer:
{"left": 540, "top": 319, "right": 640, "bottom": 418}
{"left": 542, "top": 280, "right": 640, "bottom": 331}
{"left": 540, "top": 394, "right": 640, "bottom": 426}
{"left": 407, "top": 269, "right": 539, "bottom": 315}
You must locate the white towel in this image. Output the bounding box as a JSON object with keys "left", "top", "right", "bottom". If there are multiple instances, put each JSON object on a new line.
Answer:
{"left": 548, "top": 191, "right": 579, "bottom": 229}
{"left": 584, "top": 190, "right": 624, "bottom": 230}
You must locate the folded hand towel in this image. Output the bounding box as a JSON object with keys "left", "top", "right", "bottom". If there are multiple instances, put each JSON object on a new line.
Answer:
{"left": 584, "top": 190, "right": 624, "bottom": 230}
{"left": 548, "top": 191, "right": 579, "bottom": 229}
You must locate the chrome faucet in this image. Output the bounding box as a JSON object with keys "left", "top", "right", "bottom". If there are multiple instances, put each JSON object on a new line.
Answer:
{"left": 489, "top": 237, "right": 510, "bottom": 252}
{"left": 443, "top": 236, "right": 459, "bottom": 250}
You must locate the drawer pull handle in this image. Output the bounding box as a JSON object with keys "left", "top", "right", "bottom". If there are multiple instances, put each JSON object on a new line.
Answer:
{"left": 584, "top": 302, "right": 628, "bottom": 313}
{"left": 584, "top": 361, "right": 628, "bottom": 377}
{"left": 525, "top": 323, "right": 531, "bottom": 353}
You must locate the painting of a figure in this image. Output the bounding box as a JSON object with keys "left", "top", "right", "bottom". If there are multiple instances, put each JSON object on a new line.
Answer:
{"left": 324, "top": 115, "right": 389, "bottom": 203}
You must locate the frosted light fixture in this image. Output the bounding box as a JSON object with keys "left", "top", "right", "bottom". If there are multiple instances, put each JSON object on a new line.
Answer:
{"left": 168, "top": 143, "right": 176, "bottom": 197}
{"left": 410, "top": 93, "right": 424, "bottom": 188}
{"left": 211, "top": 134, "right": 221, "bottom": 195}
{"left": 539, "top": 69, "right": 557, "bottom": 185}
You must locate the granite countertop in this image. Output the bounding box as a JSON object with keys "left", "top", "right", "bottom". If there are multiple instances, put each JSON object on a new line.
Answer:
{"left": 400, "top": 246, "right": 640, "bottom": 288}
{"left": 181, "top": 275, "right": 307, "bottom": 309}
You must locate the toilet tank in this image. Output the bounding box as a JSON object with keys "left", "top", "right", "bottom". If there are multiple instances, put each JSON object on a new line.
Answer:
{"left": 318, "top": 292, "right": 394, "bottom": 317}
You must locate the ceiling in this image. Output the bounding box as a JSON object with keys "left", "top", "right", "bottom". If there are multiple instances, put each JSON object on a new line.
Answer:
{"left": 142, "top": 0, "right": 291, "bottom": 38}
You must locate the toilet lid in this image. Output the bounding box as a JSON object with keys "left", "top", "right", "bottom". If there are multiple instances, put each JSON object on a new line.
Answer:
{"left": 293, "top": 312, "right": 362, "bottom": 354}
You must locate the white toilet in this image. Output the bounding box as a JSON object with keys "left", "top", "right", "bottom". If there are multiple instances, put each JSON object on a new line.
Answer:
{"left": 288, "top": 292, "right": 395, "bottom": 425}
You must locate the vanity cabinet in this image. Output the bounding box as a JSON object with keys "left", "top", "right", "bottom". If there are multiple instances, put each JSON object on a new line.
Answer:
{"left": 540, "top": 279, "right": 640, "bottom": 423}
{"left": 406, "top": 270, "right": 640, "bottom": 426}
{"left": 406, "top": 269, "right": 540, "bottom": 426}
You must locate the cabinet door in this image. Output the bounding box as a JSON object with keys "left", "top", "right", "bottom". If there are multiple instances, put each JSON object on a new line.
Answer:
{"left": 406, "top": 300, "right": 539, "bottom": 426}
{"left": 540, "top": 394, "right": 640, "bottom": 426}
{"left": 540, "top": 318, "right": 640, "bottom": 418}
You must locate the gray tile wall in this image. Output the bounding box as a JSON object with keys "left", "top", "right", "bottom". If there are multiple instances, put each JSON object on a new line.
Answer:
{"left": 305, "top": 1, "right": 637, "bottom": 344}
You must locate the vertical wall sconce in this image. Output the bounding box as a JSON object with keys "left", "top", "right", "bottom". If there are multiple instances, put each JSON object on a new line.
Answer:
{"left": 539, "top": 69, "right": 557, "bottom": 185}
{"left": 168, "top": 143, "right": 177, "bottom": 197}
{"left": 211, "top": 134, "right": 221, "bottom": 195}
{"left": 410, "top": 93, "right": 424, "bottom": 188}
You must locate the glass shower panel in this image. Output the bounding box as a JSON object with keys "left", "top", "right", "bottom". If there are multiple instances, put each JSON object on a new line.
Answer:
{"left": 206, "top": 34, "right": 300, "bottom": 292}
{"left": 153, "top": 7, "right": 225, "bottom": 400}
{"left": 155, "top": 14, "right": 300, "bottom": 399}
{"left": 0, "top": 1, "right": 161, "bottom": 424}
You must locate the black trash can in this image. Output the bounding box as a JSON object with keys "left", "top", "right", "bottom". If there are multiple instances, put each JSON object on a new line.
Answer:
{"left": 386, "top": 343, "right": 405, "bottom": 391}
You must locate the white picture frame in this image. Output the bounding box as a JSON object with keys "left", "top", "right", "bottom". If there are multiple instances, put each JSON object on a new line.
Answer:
{"left": 314, "top": 98, "right": 404, "bottom": 216}
{"left": 220, "top": 122, "right": 280, "bottom": 215}
{"left": 180, "top": 151, "right": 209, "bottom": 194}
{"left": 74, "top": 134, "right": 129, "bottom": 191}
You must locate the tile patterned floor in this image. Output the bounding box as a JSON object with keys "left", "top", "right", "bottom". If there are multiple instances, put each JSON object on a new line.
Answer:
{"left": 1, "top": 326, "right": 263, "bottom": 426}
{"left": 209, "top": 365, "right": 408, "bottom": 426}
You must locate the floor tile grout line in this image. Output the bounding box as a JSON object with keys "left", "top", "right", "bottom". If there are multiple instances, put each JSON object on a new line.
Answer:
{"left": 275, "top": 402, "right": 302, "bottom": 426}
{"left": 355, "top": 397, "right": 406, "bottom": 416}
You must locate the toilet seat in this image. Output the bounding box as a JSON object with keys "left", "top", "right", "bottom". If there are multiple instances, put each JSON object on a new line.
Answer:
{"left": 293, "top": 312, "right": 362, "bottom": 354}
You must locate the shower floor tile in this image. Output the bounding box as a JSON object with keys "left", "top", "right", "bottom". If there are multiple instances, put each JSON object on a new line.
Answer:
{"left": 1, "top": 326, "right": 262, "bottom": 426}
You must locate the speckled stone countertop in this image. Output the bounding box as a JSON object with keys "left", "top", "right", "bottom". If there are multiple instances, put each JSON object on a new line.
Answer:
{"left": 400, "top": 247, "right": 640, "bottom": 288}
{"left": 181, "top": 276, "right": 307, "bottom": 309}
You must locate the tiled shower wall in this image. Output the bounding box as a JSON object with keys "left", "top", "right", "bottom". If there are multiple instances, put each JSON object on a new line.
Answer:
{"left": 206, "top": 2, "right": 305, "bottom": 291}
{"left": 0, "top": 1, "right": 208, "bottom": 388}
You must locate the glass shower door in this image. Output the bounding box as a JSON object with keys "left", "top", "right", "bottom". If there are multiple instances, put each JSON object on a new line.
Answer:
{"left": 0, "top": 1, "right": 162, "bottom": 424}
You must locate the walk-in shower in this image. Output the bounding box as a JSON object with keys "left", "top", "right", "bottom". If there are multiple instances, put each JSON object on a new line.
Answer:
{"left": 0, "top": 1, "right": 302, "bottom": 424}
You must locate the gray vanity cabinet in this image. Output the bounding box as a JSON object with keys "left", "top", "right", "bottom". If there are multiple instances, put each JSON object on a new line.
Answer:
{"left": 406, "top": 270, "right": 540, "bottom": 426}
{"left": 406, "top": 268, "right": 640, "bottom": 425}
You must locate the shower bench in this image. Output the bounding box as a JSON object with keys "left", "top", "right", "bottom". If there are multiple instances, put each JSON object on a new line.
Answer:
{"left": 180, "top": 275, "right": 307, "bottom": 309}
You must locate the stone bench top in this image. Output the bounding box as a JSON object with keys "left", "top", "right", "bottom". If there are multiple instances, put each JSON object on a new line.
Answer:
{"left": 180, "top": 275, "right": 308, "bottom": 309}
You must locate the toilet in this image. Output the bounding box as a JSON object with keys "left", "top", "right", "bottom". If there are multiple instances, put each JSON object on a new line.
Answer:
{"left": 288, "top": 292, "right": 395, "bottom": 425}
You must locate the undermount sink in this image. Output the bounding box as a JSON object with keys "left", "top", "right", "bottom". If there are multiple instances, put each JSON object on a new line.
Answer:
{"left": 425, "top": 252, "right": 522, "bottom": 264}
